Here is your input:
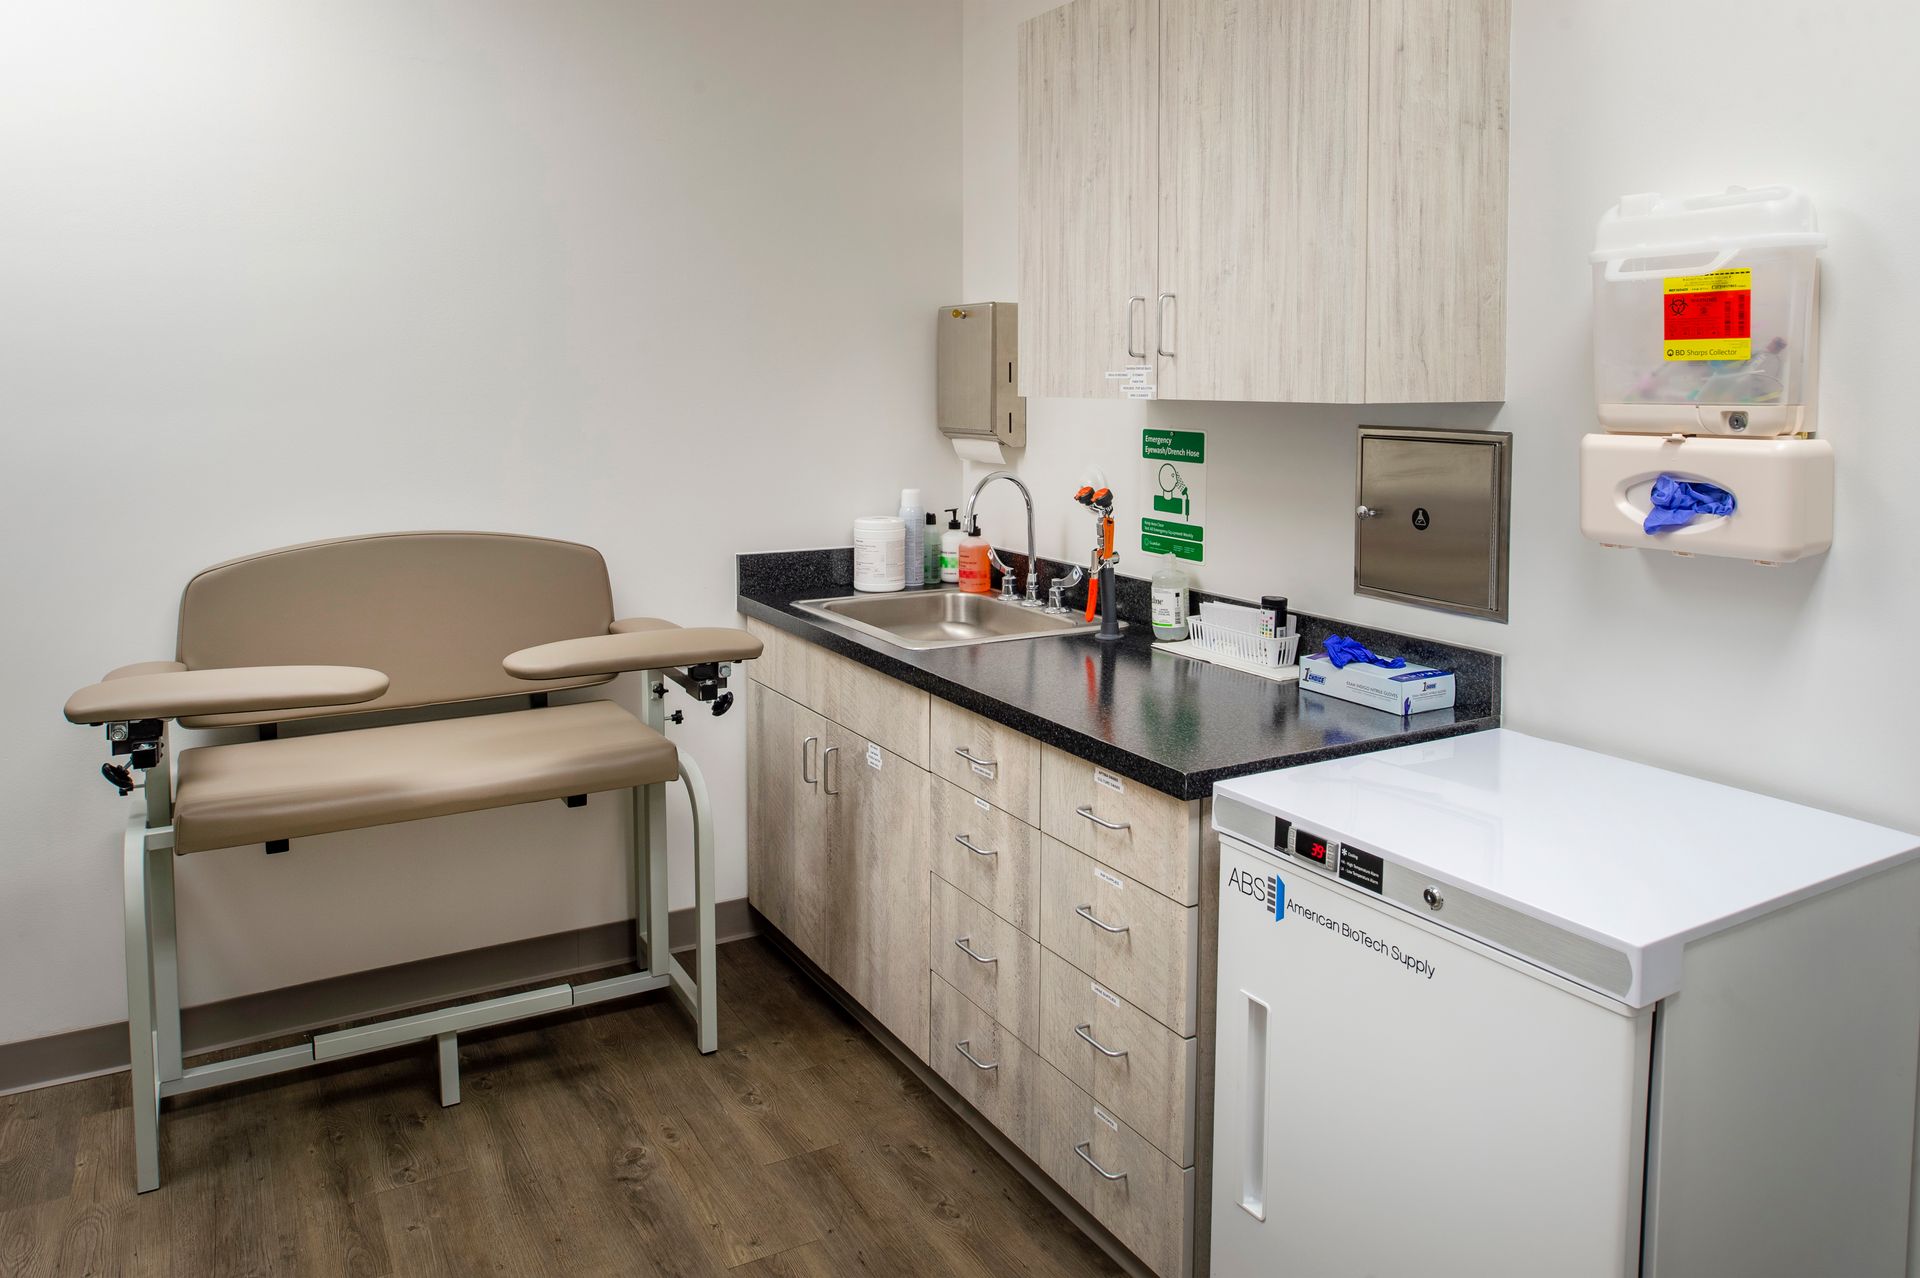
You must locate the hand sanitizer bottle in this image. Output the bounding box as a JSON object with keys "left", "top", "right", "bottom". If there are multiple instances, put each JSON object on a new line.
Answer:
{"left": 1150, "top": 555, "right": 1190, "bottom": 641}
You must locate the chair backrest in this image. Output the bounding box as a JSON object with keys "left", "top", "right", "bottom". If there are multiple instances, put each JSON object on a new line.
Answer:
{"left": 176, "top": 531, "right": 616, "bottom": 727}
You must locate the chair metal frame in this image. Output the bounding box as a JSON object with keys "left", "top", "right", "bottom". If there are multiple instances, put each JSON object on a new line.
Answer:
{"left": 118, "top": 675, "right": 716, "bottom": 1193}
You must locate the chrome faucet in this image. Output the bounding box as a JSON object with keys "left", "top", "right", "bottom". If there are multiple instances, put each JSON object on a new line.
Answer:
{"left": 963, "top": 470, "right": 1043, "bottom": 607}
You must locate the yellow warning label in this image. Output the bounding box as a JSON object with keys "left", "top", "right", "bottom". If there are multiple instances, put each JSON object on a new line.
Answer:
{"left": 1664, "top": 338, "right": 1751, "bottom": 361}
{"left": 1663, "top": 268, "right": 1752, "bottom": 296}
{"left": 1662, "top": 268, "right": 1752, "bottom": 362}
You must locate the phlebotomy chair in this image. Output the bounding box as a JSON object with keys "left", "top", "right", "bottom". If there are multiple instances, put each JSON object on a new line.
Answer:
{"left": 62, "top": 531, "right": 761, "bottom": 1192}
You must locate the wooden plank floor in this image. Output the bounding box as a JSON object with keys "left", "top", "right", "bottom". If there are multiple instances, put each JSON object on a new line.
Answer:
{"left": 0, "top": 937, "right": 1122, "bottom": 1277}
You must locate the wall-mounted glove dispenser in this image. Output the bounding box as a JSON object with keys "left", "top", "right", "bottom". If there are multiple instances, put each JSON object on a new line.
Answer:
{"left": 1581, "top": 187, "right": 1833, "bottom": 564}
{"left": 1579, "top": 434, "right": 1833, "bottom": 564}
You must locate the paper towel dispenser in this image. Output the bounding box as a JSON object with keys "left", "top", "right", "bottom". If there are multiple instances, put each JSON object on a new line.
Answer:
{"left": 938, "top": 303, "right": 1026, "bottom": 449}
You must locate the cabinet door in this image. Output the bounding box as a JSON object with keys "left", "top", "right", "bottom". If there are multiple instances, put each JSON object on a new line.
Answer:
{"left": 748, "top": 684, "right": 834, "bottom": 969}
{"left": 826, "top": 725, "right": 931, "bottom": 1061}
{"left": 1156, "top": 0, "right": 1367, "bottom": 402}
{"left": 1364, "top": 0, "right": 1508, "bottom": 402}
{"left": 1019, "top": 0, "right": 1159, "bottom": 399}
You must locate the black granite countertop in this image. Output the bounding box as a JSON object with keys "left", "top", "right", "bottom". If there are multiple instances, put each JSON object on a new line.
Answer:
{"left": 737, "top": 550, "right": 1501, "bottom": 801}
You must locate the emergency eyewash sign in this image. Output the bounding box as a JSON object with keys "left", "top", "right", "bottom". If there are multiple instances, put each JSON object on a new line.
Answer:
{"left": 1140, "top": 429, "right": 1205, "bottom": 563}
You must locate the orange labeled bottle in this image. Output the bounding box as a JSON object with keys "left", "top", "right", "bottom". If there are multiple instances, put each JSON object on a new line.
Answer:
{"left": 957, "top": 518, "right": 993, "bottom": 594}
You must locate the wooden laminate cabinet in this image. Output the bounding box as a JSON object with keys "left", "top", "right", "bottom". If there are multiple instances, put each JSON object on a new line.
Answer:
{"left": 824, "top": 722, "right": 931, "bottom": 1059}
{"left": 745, "top": 618, "right": 1215, "bottom": 1277}
{"left": 745, "top": 621, "right": 931, "bottom": 1061}
{"left": 1020, "top": 0, "right": 1509, "bottom": 404}
{"left": 1018, "top": 0, "right": 1159, "bottom": 400}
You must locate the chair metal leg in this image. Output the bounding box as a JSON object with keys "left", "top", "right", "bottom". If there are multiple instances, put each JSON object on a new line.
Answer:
{"left": 123, "top": 813, "right": 161, "bottom": 1193}
{"left": 148, "top": 844, "right": 183, "bottom": 1084}
{"left": 677, "top": 753, "right": 719, "bottom": 1054}
{"left": 436, "top": 1032, "right": 460, "bottom": 1107}
{"left": 645, "top": 782, "right": 669, "bottom": 977}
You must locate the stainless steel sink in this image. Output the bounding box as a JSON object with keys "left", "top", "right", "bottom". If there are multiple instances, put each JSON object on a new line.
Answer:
{"left": 795, "top": 589, "right": 1104, "bottom": 650}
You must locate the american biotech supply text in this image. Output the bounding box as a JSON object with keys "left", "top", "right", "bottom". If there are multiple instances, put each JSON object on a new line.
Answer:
{"left": 1230, "top": 867, "right": 1437, "bottom": 980}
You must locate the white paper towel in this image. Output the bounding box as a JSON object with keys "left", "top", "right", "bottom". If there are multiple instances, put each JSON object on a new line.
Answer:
{"left": 951, "top": 437, "right": 1005, "bottom": 467}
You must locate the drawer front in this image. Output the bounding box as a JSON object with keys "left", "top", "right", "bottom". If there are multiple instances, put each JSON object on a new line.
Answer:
{"left": 931, "top": 875, "right": 1040, "bottom": 1047}
{"left": 929, "top": 777, "right": 1042, "bottom": 937}
{"left": 810, "top": 643, "right": 931, "bottom": 768}
{"left": 745, "top": 619, "right": 930, "bottom": 768}
{"left": 930, "top": 698, "right": 1042, "bottom": 825}
{"left": 1025, "top": 1061, "right": 1194, "bottom": 1278}
{"left": 1039, "top": 837, "right": 1198, "bottom": 1036}
{"left": 1038, "top": 949, "right": 1197, "bottom": 1167}
{"left": 930, "top": 974, "right": 1047, "bottom": 1149}
{"left": 1040, "top": 745, "right": 1198, "bottom": 905}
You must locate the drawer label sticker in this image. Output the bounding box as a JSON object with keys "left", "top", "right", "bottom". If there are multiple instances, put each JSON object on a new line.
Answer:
{"left": 1092, "top": 1104, "right": 1120, "bottom": 1133}
{"left": 1663, "top": 267, "right": 1752, "bottom": 362}
{"left": 970, "top": 760, "right": 996, "bottom": 780}
{"left": 1093, "top": 866, "right": 1126, "bottom": 891}
{"left": 866, "top": 742, "right": 882, "bottom": 770}
{"left": 1093, "top": 769, "right": 1125, "bottom": 795}
{"left": 1090, "top": 980, "right": 1121, "bottom": 1008}
{"left": 974, "top": 796, "right": 991, "bottom": 812}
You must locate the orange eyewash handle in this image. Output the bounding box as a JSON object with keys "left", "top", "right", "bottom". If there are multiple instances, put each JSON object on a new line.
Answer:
{"left": 1084, "top": 576, "right": 1099, "bottom": 623}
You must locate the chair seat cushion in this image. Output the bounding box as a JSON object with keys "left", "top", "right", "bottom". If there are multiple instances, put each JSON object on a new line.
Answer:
{"left": 173, "top": 701, "right": 675, "bottom": 854}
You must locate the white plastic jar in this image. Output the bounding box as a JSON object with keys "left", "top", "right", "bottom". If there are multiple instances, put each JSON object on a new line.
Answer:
{"left": 852, "top": 516, "right": 907, "bottom": 592}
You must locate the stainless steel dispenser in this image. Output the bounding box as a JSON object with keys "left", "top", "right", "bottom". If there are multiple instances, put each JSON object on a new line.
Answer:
{"left": 937, "top": 303, "right": 1026, "bottom": 449}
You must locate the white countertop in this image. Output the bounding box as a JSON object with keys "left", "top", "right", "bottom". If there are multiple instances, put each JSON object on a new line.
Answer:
{"left": 1213, "top": 729, "right": 1919, "bottom": 1004}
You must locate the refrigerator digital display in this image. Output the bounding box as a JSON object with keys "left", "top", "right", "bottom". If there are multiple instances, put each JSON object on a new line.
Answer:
{"left": 1296, "top": 830, "right": 1333, "bottom": 865}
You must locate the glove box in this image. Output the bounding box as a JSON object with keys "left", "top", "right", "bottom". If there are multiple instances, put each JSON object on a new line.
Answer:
{"left": 1579, "top": 434, "right": 1833, "bottom": 564}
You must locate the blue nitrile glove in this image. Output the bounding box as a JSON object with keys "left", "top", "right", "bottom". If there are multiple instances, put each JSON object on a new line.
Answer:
{"left": 1644, "top": 475, "right": 1736, "bottom": 533}
{"left": 1323, "top": 635, "right": 1407, "bottom": 670}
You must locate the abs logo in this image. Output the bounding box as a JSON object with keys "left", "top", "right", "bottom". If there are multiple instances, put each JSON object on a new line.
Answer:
{"left": 1228, "top": 866, "right": 1286, "bottom": 920}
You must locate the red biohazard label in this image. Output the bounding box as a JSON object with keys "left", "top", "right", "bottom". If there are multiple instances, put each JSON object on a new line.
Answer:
{"left": 1663, "top": 268, "right": 1752, "bottom": 361}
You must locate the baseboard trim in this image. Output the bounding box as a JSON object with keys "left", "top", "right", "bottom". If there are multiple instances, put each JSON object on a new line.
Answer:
{"left": 0, "top": 898, "right": 755, "bottom": 1097}
{"left": 753, "top": 911, "right": 1156, "bottom": 1278}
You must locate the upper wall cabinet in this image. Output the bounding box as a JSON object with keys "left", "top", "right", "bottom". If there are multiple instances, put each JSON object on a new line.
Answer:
{"left": 1018, "top": 0, "right": 1509, "bottom": 404}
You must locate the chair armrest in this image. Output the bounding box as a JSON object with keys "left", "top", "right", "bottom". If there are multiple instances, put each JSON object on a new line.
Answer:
{"left": 610, "top": 617, "right": 681, "bottom": 635}
{"left": 65, "top": 665, "right": 390, "bottom": 725}
{"left": 504, "top": 628, "right": 763, "bottom": 681}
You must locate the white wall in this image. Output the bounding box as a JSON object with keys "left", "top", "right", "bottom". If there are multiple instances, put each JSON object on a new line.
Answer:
{"left": 963, "top": 0, "right": 1920, "bottom": 834}
{"left": 0, "top": 0, "right": 962, "bottom": 1044}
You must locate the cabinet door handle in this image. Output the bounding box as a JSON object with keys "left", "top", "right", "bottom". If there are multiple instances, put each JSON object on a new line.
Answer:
{"left": 954, "top": 834, "right": 997, "bottom": 858}
{"left": 1074, "top": 1023, "right": 1128, "bottom": 1059}
{"left": 822, "top": 746, "right": 840, "bottom": 796}
{"left": 954, "top": 1039, "right": 999, "bottom": 1072}
{"left": 1074, "top": 1141, "right": 1128, "bottom": 1182}
{"left": 1156, "top": 292, "right": 1175, "bottom": 357}
{"left": 1126, "top": 295, "right": 1146, "bottom": 360}
{"left": 801, "top": 735, "right": 819, "bottom": 785}
{"left": 1075, "top": 904, "right": 1130, "bottom": 935}
{"left": 953, "top": 935, "right": 998, "bottom": 965}
{"left": 1075, "top": 805, "right": 1130, "bottom": 832}
{"left": 952, "top": 746, "right": 997, "bottom": 778}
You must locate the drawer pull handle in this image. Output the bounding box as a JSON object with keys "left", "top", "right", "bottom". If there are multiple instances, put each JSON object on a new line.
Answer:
{"left": 822, "top": 746, "right": 840, "bottom": 796}
{"left": 955, "top": 1039, "right": 999, "bottom": 1072}
{"left": 1075, "top": 904, "right": 1130, "bottom": 935}
{"left": 953, "top": 746, "right": 998, "bottom": 777}
{"left": 1074, "top": 1141, "right": 1128, "bottom": 1182}
{"left": 1073, "top": 1023, "right": 1128, "bottom": 1059}
{"left": 801, "top": 735, "right": 820, "bottom": 785}
{"left": 954, "top": 834, "right": 997, "bottom": 858}
{"left": 1075, "top": 805, "right": 1130, "bottom": 832}
{"left": 954, "top": 936, "right": 999, "bottom": 965}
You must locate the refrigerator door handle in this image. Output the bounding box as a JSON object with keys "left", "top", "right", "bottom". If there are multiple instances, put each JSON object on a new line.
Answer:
{"left": 1240, "top": 990, "right": 1270, "bottom": 1222}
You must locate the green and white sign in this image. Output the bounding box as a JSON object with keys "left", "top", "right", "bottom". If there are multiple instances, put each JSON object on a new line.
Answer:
{"left": 1140, "top": 429, "right": 1205, "bottom": 563}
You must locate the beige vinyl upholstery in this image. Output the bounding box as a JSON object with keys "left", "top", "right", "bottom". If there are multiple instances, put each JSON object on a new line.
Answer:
{"left": 65, "top": 665, "right": 389, "bottom": 725}
{"left": 172, "top": 702, "right": 676, "bottom": 854}
{"left": 176, "top": 532, "right": 620, "bottom": 728}
{"left": 505, "top": 627, "right": 764, "bottom": 681}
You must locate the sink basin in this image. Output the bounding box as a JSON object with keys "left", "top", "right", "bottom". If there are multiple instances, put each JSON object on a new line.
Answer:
{"left": 795, "top": 589, "right": 1105, "bottom": 650}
